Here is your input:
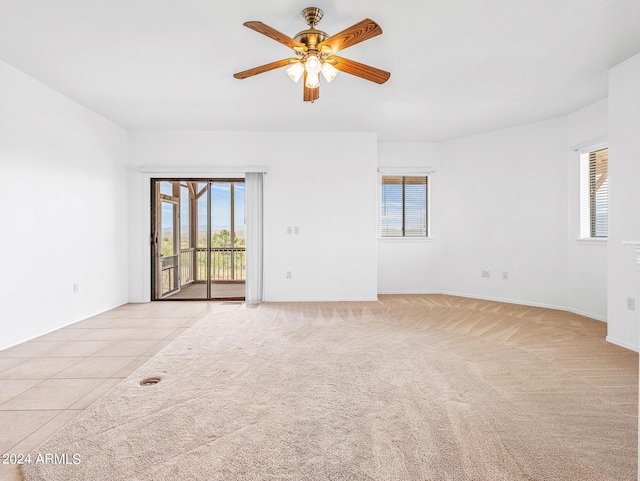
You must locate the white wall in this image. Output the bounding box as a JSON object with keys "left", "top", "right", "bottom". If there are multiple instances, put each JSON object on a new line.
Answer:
{"left": 566, "top": 99, "right": 608, "bottom": 321}
{"left": 607, "top": 52, "right": 640, "bottom": 351}
{"left": 0, "top": 60, "right": 128, "bottom": 351}
{"left": 127, "top": 131, "right": 378, "bottom": 302}
{"left": 377, "top": 143, "right": 443, "bottom": 294}
{"left": 1, "top": 55, "right": 632, "bottom": 350}
{"left": 440, "top": 117, "right": 569, "bottom": 308}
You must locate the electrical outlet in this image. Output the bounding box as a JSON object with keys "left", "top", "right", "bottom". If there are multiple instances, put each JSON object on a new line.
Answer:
{"left": 482, "top": 270, "right": 490, "bottom": 278}
{"left": 286, "top": 226, "right": 292, "bottom": 235}
{"left": 627, "top": 297, "right": 635, "bottom": 310}
{"left": 502, "top": 272, "right": 509, "bottom": 280}
{"left": 286, "top": 271, "right": 292, "bottom": 279}
{"left": 294, "top": 226, "right": 300, "bottom": 235}
{"left": 73, "top": 283, "right": 79, "bottom": 293}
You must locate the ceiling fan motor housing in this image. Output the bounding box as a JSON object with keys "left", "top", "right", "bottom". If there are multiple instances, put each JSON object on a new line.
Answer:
{"left": 294, "top": 29, "right": 328, "bottom": 51}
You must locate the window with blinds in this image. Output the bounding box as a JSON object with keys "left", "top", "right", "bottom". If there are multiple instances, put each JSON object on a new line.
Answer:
{"left": 579, "top": 146, "right": 608, "bottom": 239}
{"left": 380, "top": 175, "right": 428, "bottom": 237}
{"left": 589, "top": 148, "right": 608, "bottom": 237}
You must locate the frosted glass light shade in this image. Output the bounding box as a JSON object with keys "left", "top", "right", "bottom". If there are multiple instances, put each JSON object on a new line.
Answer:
{"left": 286, "top": 62, "right": 304, "bottom": 82}
{"left": 305, "top": 55, "right": 322, "bottom": 75}
{"left": 321, "top": 62, "right": 339, "bottom": 82}
{"left": 305, "top": 72, "right": 320, "bottom": 89}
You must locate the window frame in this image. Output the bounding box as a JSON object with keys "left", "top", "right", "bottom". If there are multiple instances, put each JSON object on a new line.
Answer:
{"left": 379, "top": 172, "right": 431, "bottom": 240}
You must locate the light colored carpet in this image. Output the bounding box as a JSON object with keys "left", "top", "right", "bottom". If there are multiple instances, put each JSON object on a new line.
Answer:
{"left": 22, "top": 295, "right": 638, "bottom": 480}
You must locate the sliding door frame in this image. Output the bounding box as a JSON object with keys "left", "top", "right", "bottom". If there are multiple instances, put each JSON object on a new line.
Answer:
{"left": 150, "top": 177, "right": 247, "bottom": 301}
{"left": 138, "top": 168, "right": 266, "bottom": 304}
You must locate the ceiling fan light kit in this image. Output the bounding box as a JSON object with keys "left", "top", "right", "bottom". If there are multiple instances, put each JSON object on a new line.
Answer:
{"left": 233, "top": 7, "right": 390, "bottom": 103}
{"left": 321, "top": 62, "right": 339, "bottom": 82}
{"left": 286, "top": 61, "right": 305, "bottom": 82}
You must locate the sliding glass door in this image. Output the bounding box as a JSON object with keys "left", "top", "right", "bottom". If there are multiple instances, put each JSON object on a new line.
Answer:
{"left": 152, "top": 179, "right": 245, "bottom": 300}
{"left": 207, "top": 181, "right": 246, "bottom": 298}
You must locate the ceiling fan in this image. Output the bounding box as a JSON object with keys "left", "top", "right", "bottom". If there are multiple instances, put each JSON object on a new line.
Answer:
{"left": 233, "top": 7, "right": 390, "bottom": 102}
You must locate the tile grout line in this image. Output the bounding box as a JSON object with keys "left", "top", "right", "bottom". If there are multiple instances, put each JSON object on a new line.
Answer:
{"left": 0, "top": 378, "right": 50, "bottom": 409}
{"left": 5, "top": 409, "right": 83, "bottom": 454}
{"left": 2, "top": 411, "right": 61, "bottom": 456}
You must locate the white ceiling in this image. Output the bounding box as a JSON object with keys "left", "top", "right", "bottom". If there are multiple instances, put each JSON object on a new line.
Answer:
{"left": 1, "top": 0, "right": 640, "bottom": 142}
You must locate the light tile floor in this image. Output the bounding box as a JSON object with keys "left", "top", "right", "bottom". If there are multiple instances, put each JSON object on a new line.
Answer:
{"left": 0, "top": 301, "right": 218, "bottom": 481}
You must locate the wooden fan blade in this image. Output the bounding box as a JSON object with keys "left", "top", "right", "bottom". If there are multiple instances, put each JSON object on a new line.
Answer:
{"left": 243, "top": 21, "right": 305, "bottom": 50}
{"left": 318, "top": 18, "right": 382, "bottom": 54}
{"left": 327, "top": 56, "right": 390, "bottom": 84}
{"left": 303, "top": 71, "right": 319, "bottom": 102}
{"left": 233, "top": 58, "right": 298, "bottom": 79}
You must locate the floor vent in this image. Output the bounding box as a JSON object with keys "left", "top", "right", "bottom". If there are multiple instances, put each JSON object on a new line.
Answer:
{"left": 222, "top": 301, "right": 244, "bottom": 305}
{"left": 139, "top": 377, "right": 161, "bottom": 386}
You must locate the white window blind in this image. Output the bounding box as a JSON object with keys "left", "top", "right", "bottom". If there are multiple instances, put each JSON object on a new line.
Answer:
{"left": 589, "top": 148, "right": 608, "bottom": 238}
{"left": 381, "top": 175, "right": 428, "bottom": 237}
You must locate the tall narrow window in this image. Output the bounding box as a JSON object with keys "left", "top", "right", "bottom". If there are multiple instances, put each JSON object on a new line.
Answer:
{"left": 589, "top": 148, "right": 608, "bottom": 237}
{"left": 380, "top": 175, "right": 428, "bottom": 237}
{"left": 580, "top": 146, "right": 608, "bottom": 238}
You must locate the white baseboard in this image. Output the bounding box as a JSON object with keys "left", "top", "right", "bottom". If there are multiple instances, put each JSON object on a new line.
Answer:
{"left": 439, "top": 291, "right": 608, "bottom": 324}
{"left": 377, "top": 290, "right": 442, "bottom": 295}
{"left": 265, "top": 297, "right": 379, "bottom": 303}
{"left": 565, "top": 308, "right": 607, "bottom": 323}
{"left": 0, "top": 301, "right": 129, "bottom": 352}
{"left": 606, "top": 336, "right": 639, "bottom": 352}
{"left": 439, "top": 290, "right": 568, "bottom": 312}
